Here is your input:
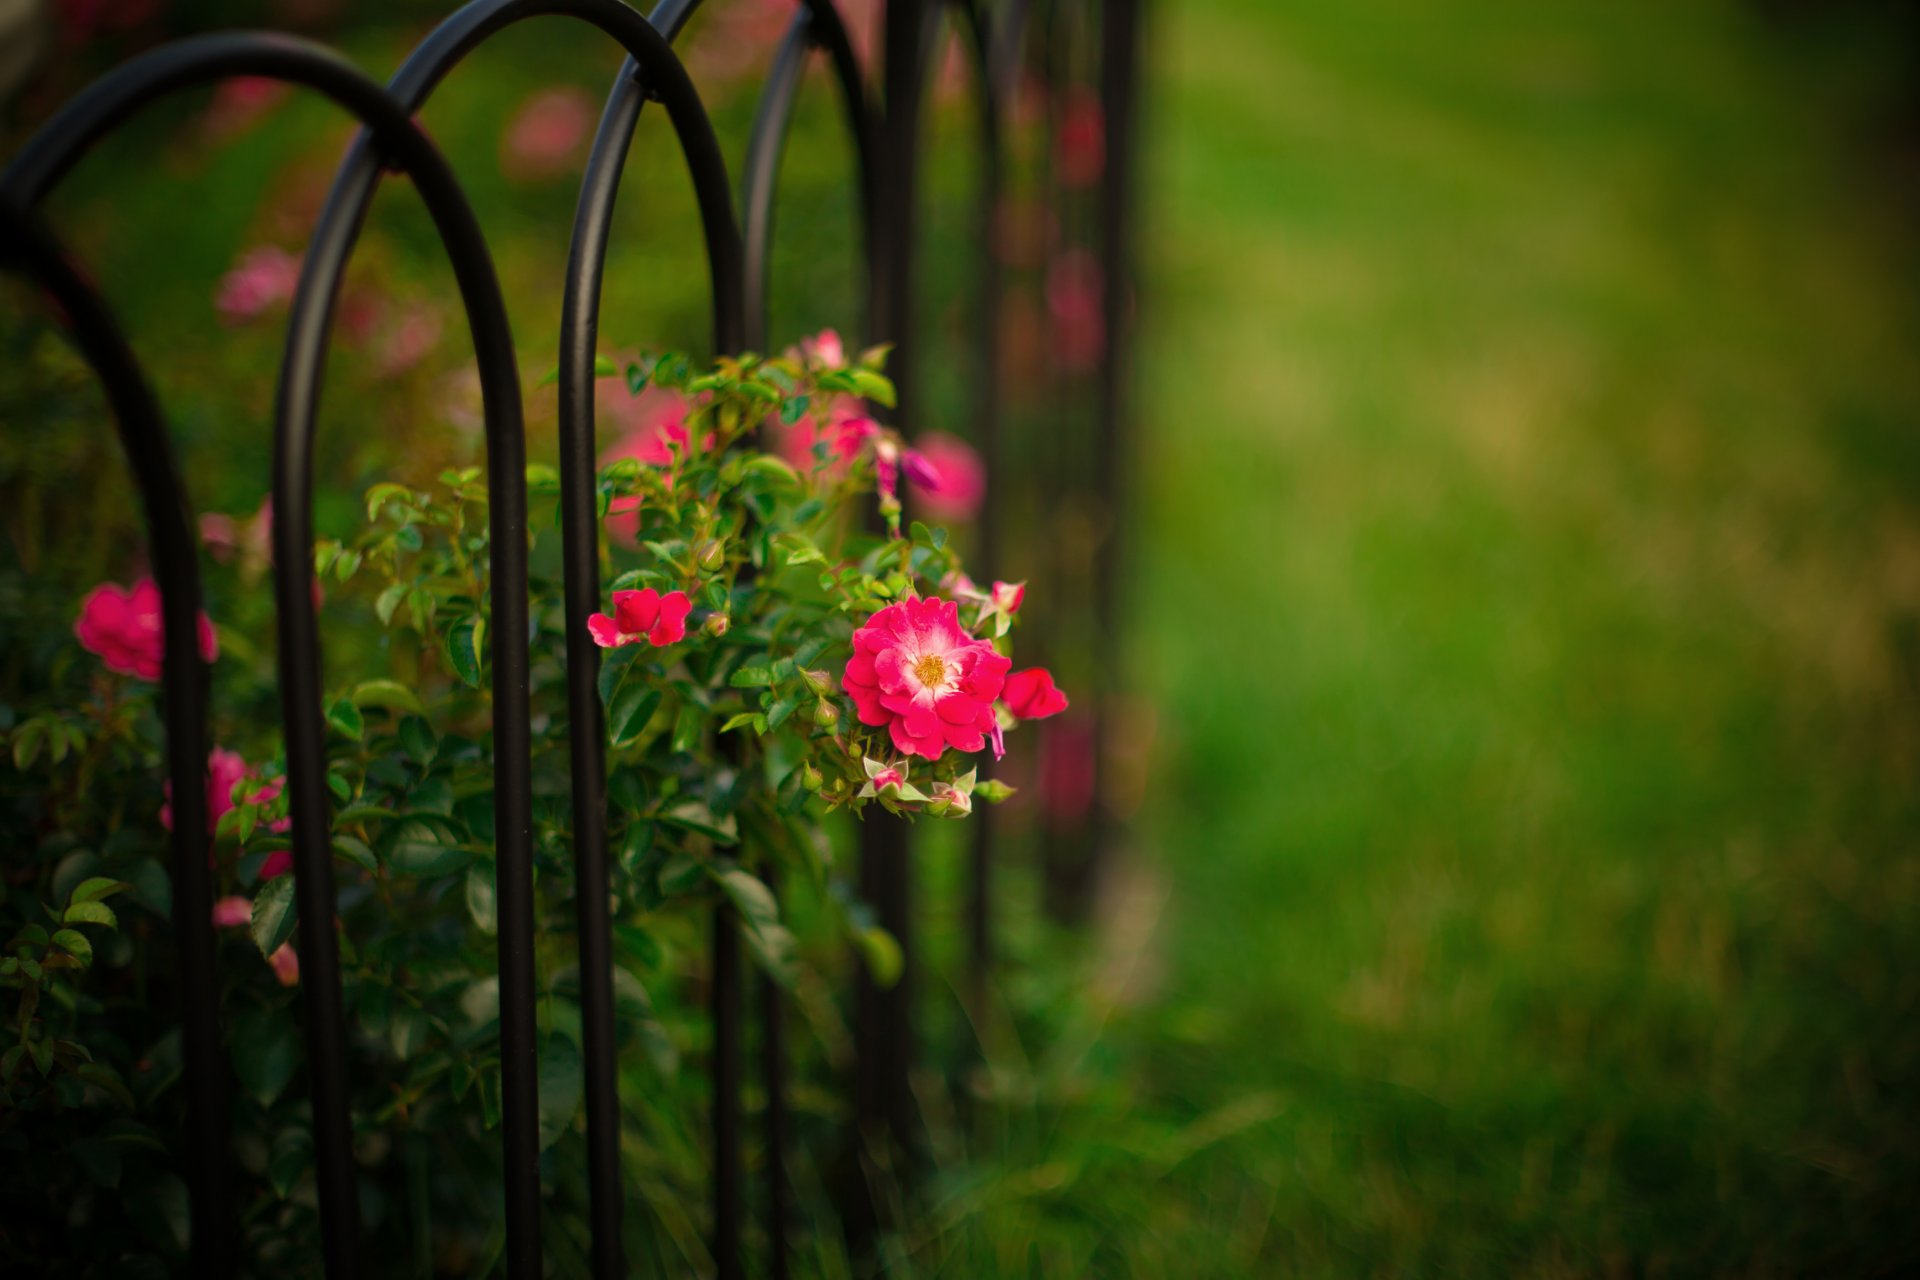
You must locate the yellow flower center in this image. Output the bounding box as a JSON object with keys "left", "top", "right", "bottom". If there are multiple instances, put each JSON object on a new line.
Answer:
{"left": 912, "top": 653, "right": 948, "bottom": 688}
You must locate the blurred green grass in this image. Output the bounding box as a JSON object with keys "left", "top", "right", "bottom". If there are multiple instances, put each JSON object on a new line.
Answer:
{"left": 992, "top": 0, "right": 1920, "bottom": 1273}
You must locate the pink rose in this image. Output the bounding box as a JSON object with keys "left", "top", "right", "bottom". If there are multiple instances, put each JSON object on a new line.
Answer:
{"left": 215, "top": 246, "right": 301, "bottom": 325}
{"left": 587, "top": 588, "right": 692, "bottom": 649}
{"left": 211, "top": 896, "right": 253, "bottom": 929}
{"left": 258, "top": 850, "right": 293, "bottom": 880}
{"left": 779, "top": 409, "right": 876, "bottom": 476}
{"left": 904, "top": 432, "right": 986, "bottom": 523}
{"left": 991, "top": 580, "right": 1025, "bottom": 615}
{"left": 801, "top": 328, "right": 845, "bottom": 368}
{"left": 500, "top": 87, "right": 594, "bottom": 180}
{"left": 600, "top": 384, "right": 692, "bottom": 544}
{"left": 269, "top": 943, "right": 300, "bottom": 987}
{"left": 75, "top": 578, "right": 218, "bottom": 681}
{"left": 842, "top": 597, "right": 1011, "bottom": 760}
{"left": 160, "top": 748, "right": 248, "bottom": 834}
{"left": 1003, "top": 667, "right": 1069, "bottom": 720}
{"left": 1046, "top": 249, "right": 1105, "bottom": 372}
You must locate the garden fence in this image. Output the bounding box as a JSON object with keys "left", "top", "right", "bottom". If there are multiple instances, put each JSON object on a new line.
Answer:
{"left": 0, "top": 0, "right": 1140, "bottom": 1274}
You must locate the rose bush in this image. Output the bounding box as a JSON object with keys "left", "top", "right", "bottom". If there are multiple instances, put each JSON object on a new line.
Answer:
{"left": 0, "top": 337, "right": 1064, "bottom": 1271}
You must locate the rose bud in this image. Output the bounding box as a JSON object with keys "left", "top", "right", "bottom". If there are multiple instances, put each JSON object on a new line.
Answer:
{"left": 702, "top": 612, "right": 731, "bottom": 637}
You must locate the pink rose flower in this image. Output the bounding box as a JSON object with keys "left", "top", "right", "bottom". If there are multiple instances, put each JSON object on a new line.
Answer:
{"left": 1047, "top": 250, "right": 1105, "bottom": 372}
{"left": 75, "top": 579, "right": 218, "bottom": 681}
{"left": 211, "top": 896, "right": 253, "bottom": 929}
{"left": 801, "top": 328, "right": 845, "bottom": 368}
{"left": 991, "top": 580, "right": 1025, "bottom": 615}
{"left": 500, "top": 87, "right": 595, "bottom": 180}
{"left": 160, "top": 748, "right": 248, "bottom": 834}
{"left": 779, "top": 409, "right": 876, "bottom": 475}
{"left": 269, "top": 943, "right": 300, "bottom": 987}
{"left": 587, "top": 588, "right": 692, "bottom": 649}
{"left": 904, "top": 432, "right": 986, "bottom": 523}
{"left": 258, "top": 850, "right": 293, "bottom": 880}
{"left": 1056, "top": 86, "right": 1105, "bottom": 189}
{"left": 600, "top": 384, "right": 692, "bottom": 544}
{"left": 215, "top": 246, "right": 301, "bottom": 325}
{"left": 1038, "top": 719, "right": 1096, "bottom": 825}
{"left": 843, "top": 597, "right": 1012, "bottom": 759}
{"left": 1003, "top": 667, "right": 1069, "bottom": 720}
{"left": 203, "top": 76, "right": 290, "bottom": 141}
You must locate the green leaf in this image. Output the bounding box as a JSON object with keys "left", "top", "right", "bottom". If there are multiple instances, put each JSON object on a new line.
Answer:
{"left": 660, "top": 802, "right": 738, "bottom": 845}
{"left": 594, "top": 354, "right": 617, "bottom": 377}
{"left": 765, "top": 694, "right": 803, "bottom": 731}
{"left": 251, "top": 875, "right": 297, "bottom": 958}
{"left": 52, "top": 928, "right": 93, "bottom": 966}
{"left": 720, "top": 712, "right": 761, "bottom": 735}
{"left": 729, "top": 665, "right": 775, "bottom": 688}
{"left": 75, "top": 1062, "right": 135, "bottom": 1110}
{"left": 398, "top": 715, "right": 437, "bottom": 763}
{"left": 269, "top": 1129, "right": 312, "bottom": 1198}
{"left": 466, "top": 862, "right": 497, "bottom": 935}
{"left": 671, "top": 702, "right": 704, "bottom": 754}
{"left": 364, "top": 482, "right": 412, "bottom": 521}
{"left": 331, "top": 835, "right": 377, "bottom": 871}
{"left": 232, "top": 1007, "right": 300, "bottom": 1106}
{"left": 62, "top": 901, "right": 117, "bottom": 929}
{"left": 711, "top": 867, "right": 796, "bottom": 987}
{"left": 326, "top": 697, "right": 364, "bottom": 742}
{"left": 856, "top": 926, "right": 903, "bottom": 988}
{"left": 444, "top": 615, "right": 486, "bottom": 689}
{"left": 537, "top": 1036, "right": 584, "bottom": 1150}
{"left": 597, "top": 642, "right": 643, "bottom": 708}
{"left": 353, "top": 679, "right": 427, "bottom": 715}
{"left": 10, "top": 719, "right": 46, "bottom": 770}
{"left": 608, "top": 686, "right": 662, "bottom": 749}
{"left": 385, "top": 819, "right": 472, "bottom": 879}
{"left": 849, "top": 369, "right": 895, "bottom": 407}
{"left": 375, "top": 581, "right": 408, "bottom": 626}
{"left": 68, "top": 877, "right": 126, "bottom": 906}
{"left": 625, "top": 359, "right": 651, "bottom": 394}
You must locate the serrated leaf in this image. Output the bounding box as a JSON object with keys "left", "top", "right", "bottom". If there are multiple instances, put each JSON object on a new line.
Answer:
{"left": 384, "top": 819, "right": 471, "bottom": 879}
{"left": 765, "top": 694, "right": 802, "bottom": 730}
{"left": 251, "top": 875, "right": 297, "bottom": 958}
{"left": 353, "top": 679, "right": 427, "bottom": 715}
{"left": 52, "top": 928, "right": 93, "bottom": 966}
{"left": 609, "top": 685, "right": 662, "bottom": 749}
{"left": 466, "top": 862, "right": 497, "bottom": 935}
{"left": 326, "top": 697, "right": 364, "bottom": 742}
{"left": 444, "top": 615, "right": 486, "bottom": 689}
{"left": 729, "top": 665, "right": 774, "bottom": 688}
{"left": 63, "top": 901, "right": 116, "bottom": 929}
{"left": 331, "top": 835, "right": 377, "bottom": 871}
{"left": 68, "top": 877, "right": 126, "bottom": 906}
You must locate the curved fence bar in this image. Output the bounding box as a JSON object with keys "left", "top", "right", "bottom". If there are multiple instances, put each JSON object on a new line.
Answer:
{"left": 0, "top": 205, "right": 230, "bottom": 1277}
{"left": 549, "top": 3, "right": 748, "bottom": 1276}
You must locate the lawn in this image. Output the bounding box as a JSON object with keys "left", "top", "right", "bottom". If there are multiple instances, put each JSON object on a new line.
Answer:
{"left": 936, "top": 0, "right": 1920, "bottom": 1274}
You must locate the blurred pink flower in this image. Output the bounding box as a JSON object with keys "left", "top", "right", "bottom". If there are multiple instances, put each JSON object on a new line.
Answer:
{"left": 800, "top": 328, "right": 846, "bottom": 368}
{"left": 215, "top": 247, "right": 301, "bottom": 325}
{"left": 1047, "top": 250, "right": 1105, "bottom": 371}
{"left": 161, "top": 748, "right": 248, "bottom": 835}
{"left": 600, "top": 384, "right": 692, "bottom": 543}
{"left": 501, "top": 87, "right": 595, "bottom": 180}
{"left": 904, "top": 431, "right": 986, "bottom": 523}
{"left": 269, "top": 943, "right": 300, "bottom": 986}
{"left": 75, "top": 578, "right": 217, "bottom": 680}
{"left": 1038, "top": 719, "right": 1097, "bottom": 826}
{"left": 204, "top": 76, "right": 290, "bottom": 140}
{"left": 377, "top": 304, "right": 443, "bottom": 376}
{"left": 212, "top": 896, "right": 253, "bottom": 929}
{"left": 1056, "top": 86, "right": 1105, "bottom": 189}
{"left": 779, "top": 409, "right": 876, "bottom": 475}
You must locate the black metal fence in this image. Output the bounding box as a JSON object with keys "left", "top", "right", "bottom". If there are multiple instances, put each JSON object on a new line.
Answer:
{"left": 0, "top": 0, "right": 1140, "bottom": 1274}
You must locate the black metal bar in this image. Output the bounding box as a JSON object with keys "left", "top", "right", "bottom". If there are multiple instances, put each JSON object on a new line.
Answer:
{"left": 1089, "top": 0, "right": 1141, "bottom": 902}
{"left": 710, "top": 900, "right": 743, "bottom": 1280}
{"left": 554, "top": 5, "right": 744, "bottom": 1275}
{"left": 0, "top": 205, "right": 231, "bottom": 1278}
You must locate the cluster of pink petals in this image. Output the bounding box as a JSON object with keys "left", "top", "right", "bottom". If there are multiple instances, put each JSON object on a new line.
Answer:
{"left": 588, "top": 588, "right": 692, "bottom": 649}
{"left": 1056, "top": 86, "right": 1106, "bottom": 189}
{"left": 1047, "top": 250, "right": 1106, "bottom": 371}
{"left": 1003, "top": 667, "right": 1069, "bottom": 720}
{"left": 844, "top": 597, "right": 1011, "bottom": 759}
{"left": 215, "top": 246, "right": 302, "bottom": 325}
{"left": 501, "top": 87, "right": 595, "bottom": 180}
{"left": 782, "top": 409, "right": 879, "bottom": 476}
{"left": 161, "top": 748, "right": 292, "bottom": 847}
{"left": 75, "top": 579, "right": 217, "bottom": 680}
{"left": 599, "top": 383, "right": 692, "bottom": 543}
{"left": 800, "top": 328, "right": 846, "bottom": 368}
{"left": 903, "top": 432, "right": 987, "bottom": 523}
{"left": 203, "top": 76, "right": 290, "bottom": 141}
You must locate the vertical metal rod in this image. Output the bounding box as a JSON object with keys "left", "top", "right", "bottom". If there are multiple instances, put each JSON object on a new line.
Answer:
{"left": 0, "top": 208, "right": 234, "bottom": 1278}
{"left": 1089, "top": 0, "right": 1141, "bottom": 887}
{"left": 711, "top": 902, "right": 744, "bottom": 1280}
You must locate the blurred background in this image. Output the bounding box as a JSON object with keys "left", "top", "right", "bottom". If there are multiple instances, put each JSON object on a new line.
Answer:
{"left": 6, "top": 0, "right": 1920, "bottom": 1273}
